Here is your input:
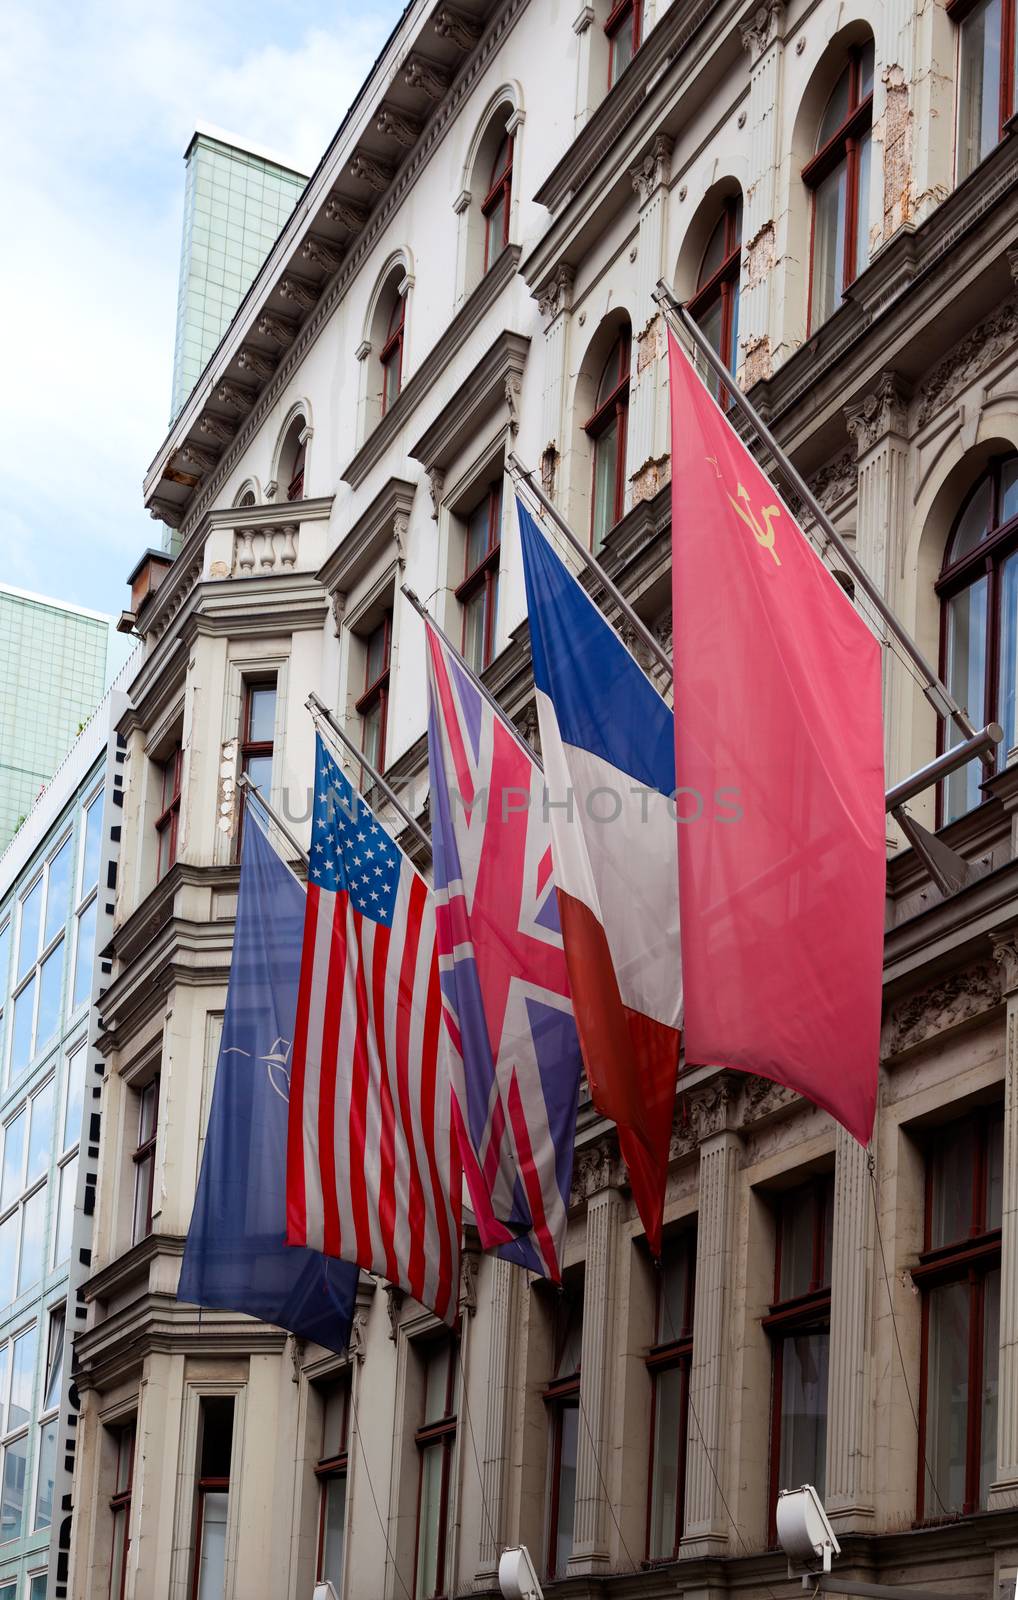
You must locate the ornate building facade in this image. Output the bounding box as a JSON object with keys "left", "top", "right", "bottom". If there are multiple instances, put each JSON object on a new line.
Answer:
{"left": 70, "top": 1, "right": 1018, "bottom": 1598}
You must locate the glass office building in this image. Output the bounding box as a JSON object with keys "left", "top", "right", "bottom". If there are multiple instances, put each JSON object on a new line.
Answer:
{"left": 0, "top": 663, "right": 133, "bottom": 1598}
{"left": 0, "top": 589, "right": 123, "bottom": 855}
{"left": 170, "top": 126, "right": 307, "bottom": 423}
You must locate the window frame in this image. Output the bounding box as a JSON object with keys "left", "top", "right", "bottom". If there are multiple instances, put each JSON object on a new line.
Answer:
{"left": 315, "top": 1378, "right": 351, "bottom": 1589}
{"left": 108, "top": 1420, "right": 135, "bottom": 1600}
{"left": 914, "top": 1105, "right": 1003, "bottom": 1521}
{"left": 482, "top": 132, "right": 514, "bottom": 271}
{"left": 381, "top": 293, "right": 406, "bottom": 417}
{"left": 32, "top": 1302, "right": 65, "bottom": 1533}
{"left": 950, "top": 0, "right": 1016, "bottom": 177}
{"left": 803, "top": 45, "right": 875, "bottom": 332}
{"left": 413, "top": 1337, "right": 458, "bottom": 1600}
{"left": 687, "top": 199, "right": 742, "bottom": 409}
{"left": 543, "top": 1291, "right": 583, "bottom": 1580}
{"left": 355, "top": 612, "right": 393, "bottom": 775}
{"left": 191, "top": 1396, "right": 235, "bottom": 1600}
{"left": 131, "top": 1076, "right": 160, "bottom": 1246}
{"left": 155, "top": 746, "right": 183, "bottom": 881}
{"left": 456, "top": 482, "right": 503, "bottom": 674}
{"left": 286, "top": 435, "right": 307, "bottom": 502}
{"left": 236, "top": 678, "right": 277, "bottom": 856}
{"left": 606, "top": 0, "right": 643, "bottom": 88}
{"left": 0, "top": 1321, "right": 39, "bottom": 1548}
{"left": 645, "top": 1234, "right": 696, "bottom": 1561}
{"left": 762, "top": 1176, "right": 834, "bottom": 1543}
{"left": 7, "top": 834, "right": 72, "bottom": 1085}
{"left": 584, "top": 331, "right": 631, "bottom": 551}
{"left": 0, "top": 1078, "right": 55, "bottom": 1303}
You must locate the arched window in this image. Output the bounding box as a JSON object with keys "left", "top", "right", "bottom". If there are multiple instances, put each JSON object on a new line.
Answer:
{"left": 286, "top": 438, "right": 306, "bottom": 502}
{"left": 957, "top": 0, "right": 1015, "bottom": 180}
{"left": 275, "top": 413, "right": 308, "bottom": 502}
{"left": 937, "top": 454, "right": 1018, "bottom": 819}
{"left": 237, "top": 489, "right": 256, "bottom": 509}
{"left": 804, "top": 41, "right": 874, "bottom": 330}
{"left": 482, "top": 132, "right": 514, "bottom": 271}
{"left": 380, "top": 293, "right": 405, "bottom": 416}
{"left": 606, "top": 0, "right": 644, "bottom": 88}
{"left": 584, "top": 329, "right": 631, "bottom": 551}
{"left": 688, "top": 196, "right": 742, "bottom": 404}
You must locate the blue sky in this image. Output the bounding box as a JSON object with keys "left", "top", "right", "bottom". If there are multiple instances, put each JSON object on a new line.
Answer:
{"left": 0, "top": 0, "right": 405, "bottom": 617}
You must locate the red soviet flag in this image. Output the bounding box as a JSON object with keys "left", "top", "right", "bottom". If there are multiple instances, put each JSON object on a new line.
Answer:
{"left": 667, "top": 334, "right": 884, "bottom": 1143}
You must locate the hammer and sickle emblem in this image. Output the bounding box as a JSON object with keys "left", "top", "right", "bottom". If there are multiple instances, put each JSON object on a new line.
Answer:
{"left": 727, "top": 482, "right": 782, "bottom": 566}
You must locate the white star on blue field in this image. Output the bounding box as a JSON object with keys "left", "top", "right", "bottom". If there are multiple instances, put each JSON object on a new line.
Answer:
{"left": 310, "top": 741, "right": 401, "bottom": 926}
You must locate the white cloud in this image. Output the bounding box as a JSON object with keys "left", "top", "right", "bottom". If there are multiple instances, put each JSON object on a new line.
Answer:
{"left": 0, "top": 0, "right": 403, "bottom": 612}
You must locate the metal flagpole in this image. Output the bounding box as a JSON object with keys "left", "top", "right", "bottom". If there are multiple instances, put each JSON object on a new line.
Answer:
{"left": 237, "top": 774, "right": 309, "bottom": 868}
{"left": 506, "top": 450, "right": 673, "bottom": 679}
{"left": 652, "top": 280, "right": 988, "bottom": 762}
{"left": 399, "top": 584, "right": 547, "bottom": 772}
{"left": 305, "top": 691, "right": 432, "bottom": 854}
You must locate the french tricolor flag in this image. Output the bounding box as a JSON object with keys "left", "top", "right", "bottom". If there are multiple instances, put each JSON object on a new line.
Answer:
{"left": 518, "top": 499, "right": 681, "bottom": 1255}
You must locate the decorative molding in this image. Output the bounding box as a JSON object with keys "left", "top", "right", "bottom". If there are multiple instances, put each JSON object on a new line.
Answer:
{"left": 453, "top": 187, "right": 473, "bottom": 214}
{"left": 330, "top": 590, "right": 347, "bottom": 638}
{"left": 377, "top": 105, "right": 423, "bottom": 148}
{"left": 739, "top": 0, "right": 784, "bottom": 59}
{"left": 237, "top": 346, "right": 276, "bottom": 381}
{"left": 514, "top": 700, "right": 540, "bottom": 756}
{"left": 349, "top": 1308, "right": 368, "bottom": 1362}
{"left": 341, "top": 248, "right": 522, "bottom": 489}
{"left": 277, "top": 274, "right": 319, "bottom": 312}
{"left": 214, "top": 379, "right": 257, "bottom": 412}
{"left": 993, "top": 934, "right": 1018, "bottom": 997}
{"left": 537, "top": 263, "right": 575, "bottom": 326}
{"left": 736, "top": 1074, "right": 799, "bottom": 1127}
{"left": 883, "top": 960, "right": 1002, "bottom": 1056}
{"left": 427, "top": 467, "right": 445, "bottom": 520}
{"left": 630, "top": 133, "right": 673, "bottom": 207}
{"left": 569, "top": 1135, "right": 623, "bottom": 1204}
{"left": 178, "top": 443, "right": 218, "bottom": 475}
{"left": 257, "top": 311, "right": 298, "bottom": 345}
{"left": 540, "top": 444, "right": 559, "bottom": 497}
{"left": 385, "top": 1283, "right": 405, "bottom": 1341}
{"left": 405, "top": 54, "right": 451, "bottom": 101}
{"left": 809, "top": 450, "right": 857, "bottom": 511}
{"left": 915, "top": 298, "right": 1018, "bottom": 428}
{"left": 572, "top": 4, "right": 595, "bottom": 33}
{"left": 317, "top": 477, "right": 416, "bottom": 595}
{"left": 325, "top": 192, "right": 369, "bottom": 231}
{"left": 409, "top": 329, "right": 531, "bottom": 471}
{"left": 433, "top": 4, "right": 482, "bottom": 49}
{"left": 355, "top": 339, "right": 372, "bottom": 362}
{"left": 459, "top": 1249, "right": 480, "bottom": 1316}
{"left": 233, "top": 523, "right": 299, "bottom": 575}
{"left": 350, "top": 151, "right": 394, "bottom": 192}
{"left": 289, "top": 1334, "right": 307, "bottom": 1383}
{"left": 844, "top": 372, "right": 911, "bottom": 455}
{"left": 199, "top": 414, "right": 236, "bottom": 446}
{"left": 300, "top": 234, "right": 345, "bottom": 274}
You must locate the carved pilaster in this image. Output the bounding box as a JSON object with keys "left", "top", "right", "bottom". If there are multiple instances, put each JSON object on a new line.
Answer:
{"left": 474, "top": 1257, "right": 519, "bottom": 1578}
{"left": 629, "top": 134, "right": 673, "bottom": 208}
{"left": 738, "top": 3, "right": 785, "bottom": 383}
{"left": 567, "top": 1187, "right": 622, "bottom": 1574}
{"left": 844, "top": 372, "right": 910, "bottom": 458}
{"left": 825, "top": 1128, "right": 876, "bottom": 1528}
{"left": 740, "top": 0, "right": 783, "bottom": 59}
{"left": 682, "top": 1131, "right": 740, "bottom": 1554}
{"left": 990, "top": 996, "right": 1018, "bottom": 1506}
{"left": 537, "top": 267, "right": 575, "bottom": 492}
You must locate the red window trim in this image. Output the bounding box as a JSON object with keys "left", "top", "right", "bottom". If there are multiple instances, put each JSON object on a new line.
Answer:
{"left": 381, "top": 295, "right": 406, "bottom": 416}
{"left": 584, "top": 332, "right": 631, "bottom": 548}
{"left": 543, "top": 1374, "right": 579, "bottom": 1578}
{"left": 315, "top": 1382, "right": 350, "bottom": 1583}
{"left": 155, "top": 747, "right": 183, "bottom": 879}
{"left": 934, "top": 454, "right": 1018, "bottom": 823}
{"left": 355, "top": 613, "right": 393, "bottom": 775}
{"left": 132, "top": 1077, "right": 159, "bottom": 1243}
{"left": 915, "top": 1106, "right": 1003, "bottom": 1522}
{"left": 482, "top": 133, "right": 514, "bottom": 272}
{"left": 236, "top": 680, "right": 276, "bottom": 857}
{"left": 686, "top": 199, "right": 742, "bottom": 408}
{"left": 803, "top": 47, "right": 874, "bottom": 334}
{"left": 456, "top": 483, "right": 502, "bottom": 672}
{"left": 191, "top": 1476, "right": 231, "bottom": 1600}
{"left": 949, "top": 0, "right": 1016, "bottom": 150}
{"left": 645, "top": 1242, "right": 696, "bottom": 1561}
{"left": 286, "top": 436, "right": 307, "bottom": 502}
{"left": 606, "top": 0, "right": 642, "bottom": 87}
{"left": 412, "top": 1342, "right": 458, "bottom": 1600}
{"left": 765, "top": 1177, "right": 834, "bottom": 1545}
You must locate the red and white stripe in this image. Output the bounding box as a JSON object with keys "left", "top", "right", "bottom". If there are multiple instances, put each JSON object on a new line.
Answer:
{"left": 286, "top": 866, "right": 460, "bottom": 1325}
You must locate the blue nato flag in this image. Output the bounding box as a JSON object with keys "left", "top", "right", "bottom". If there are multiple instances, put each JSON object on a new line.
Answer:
{"left": 178, "top": 812, "right": 358, "bottom": 1353}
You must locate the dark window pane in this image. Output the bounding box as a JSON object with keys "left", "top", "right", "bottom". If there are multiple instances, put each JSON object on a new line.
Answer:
{"left": 200, "top": 1395, "right": 235, "bottom": 1477}
{"left": 948, "top": 475, "right": 994, "bottom": 563}
{"left": 811, "top": 160, "right": 848, "bottom": 326}
{"left": 246, "top": 686, "right": 276, "bottom": 744}
{"left": 0, "top": 1434, "right": 26, "bottom": 1542}
{"left": 817, "top": 67, "right": 852, "bottom": 148}
{"left": 648, "top": 1365, "right": 682, "bottom": 1556}
{"left": 943, "top": 577, "right": 989, "bottom": 821}
{"left": 33, "top": 1420, "right": 56, "bottom": 1531}
{"left": 929, "top": 1117, "right": 978, "bottom": 1248}
{"left": 555, "top": 1404, "right": 579, "bottom": 1572}
{"left": 321, "top": 1474, "right": 347, "bottom": 1584}
{"left": 925, "top": 1279, "right": 971, "bottom": 1514}
{"left": 987, "top": 1115, "right": 1004, "bottom": 1231}
{"left": 778, "top": 1330, "right": 829, "bottom": 1498}
{"left": 981, "top": 1266, "right": 1000, "bottom": 1507}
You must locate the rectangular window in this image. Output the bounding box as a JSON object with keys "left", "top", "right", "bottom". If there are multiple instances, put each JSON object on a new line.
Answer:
{"left": 80, "top": 788, "right": 104, "bottom": 900}
{"left": 0, "top": 1323, "right": 38, "bottom": 1545}
{"left": 316, "top": 1377, "right": 350, "bottom": 1590}
{"left": 155, "top": 746, "right": 183, "bottom": 880}
{"left": 132, "top": 1078, "right": 159, "bottom": 1245}
{"left": 0, "top": 1082, "right": 51, "bottom": 1306}
{"left": 647, "top": 1232, "right": 696, "bottom": 1559}
{"left": 237, "top": 681, "right": 277, "bottom": 855}
{"left": 193, "top": 1396, "right": 234, "bottom": 1600}
{"left": 916, "top": 1106, "right": 1003, "bottom": 1518}
{"left": 764, "top": 1176, "right": 834, "bottom": 1540}
{"left": 356, "top": 613, "right": 392, "bottom": 775}
{"left": 52, "top": 1153, "right": 77, "bottom": 1268}
{"left": 545, "top": 1290, "right": 583, "bottom": 1578}
{"left": 33, "top": 1304, "right": 64, "bottom": 1531}
{"left": 956, "top": 0, "right": 1009, "bottom": 181}
{"left": 456, "top": 483, "right": 502, "bottom": 674}
{"left": 108, "top": 1420, "right": 135, "bottom": 1600}
{"left": 606, "top": 0, "right": 643, "bottom": 87}
{"left": 63, "top": 1041, "right": 86, "bottom": 1153}
{"left": 414, "top": 1339, "right": 458, "bottom": 1600}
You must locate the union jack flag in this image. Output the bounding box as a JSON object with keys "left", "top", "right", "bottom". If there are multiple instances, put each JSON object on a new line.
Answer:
{"left": 425, "top": 621, "right": 581, "bottom": 1281}
{"left": 286, "top": 735, "right": 460, "bottom": 1324}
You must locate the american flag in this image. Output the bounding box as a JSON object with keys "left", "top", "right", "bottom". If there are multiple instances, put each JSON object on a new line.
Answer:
{"left": 425, "top": 621, "right": 581, "bottom": 1282}
{"left": 286, "top": 735, "right": 460, "bottom": 1325}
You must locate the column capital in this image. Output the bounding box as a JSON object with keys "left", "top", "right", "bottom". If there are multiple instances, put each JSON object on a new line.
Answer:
{"left": 844, "top": 371, "right": 911, "bottom": 456}
{"left": 992, "top": 929, "right": 1018, "bottom": 996}
{"left": 570, "top": 1132, "right": 623, "bottom": 1205}
{"left": 536, "top": 263, "right": 575, "bottom": 328}
{"left": 740, "top": 0, "right": 784, "bottom": 61}
{"left": 630, "top": 134, "right": 673, "bottom": 208}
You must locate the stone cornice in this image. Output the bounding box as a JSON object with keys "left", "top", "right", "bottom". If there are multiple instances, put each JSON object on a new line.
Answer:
{"left": 340, "top": 244, "right": 522, "bottom": 489}
{"left": 409, "top": 328, "right": 530, "bottom": 468}
{"left": 318, "top": 476, "right": 417, "bottom": 595}
{"left": 143, "top": 0, "right": 527, "bottom": 530}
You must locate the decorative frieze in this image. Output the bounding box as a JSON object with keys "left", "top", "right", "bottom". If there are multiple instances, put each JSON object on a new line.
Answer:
{"left": 257, "top": 311, "right": 298, "bottom": 345}
{"left": 883, "top": 959, "right": 1002, "bottom": 1057}
{"left": 433, "top": 4, "right": 481, "bottom": 49}
{"left": 237, "top": 346, "right": 276, "bottom": 382}
{"left": 377, "top": 106, "right": 423, "bottom": 148}
{"left": 845, "top": 372, "right": 910, "bottom": 456}
{"left": 277, "top": 274, "right": 319, "bottom": 312}
{"left": 809, "top": 449, "right": 857, "bottom": 512}
{"left": 324, "top": 192, "right": 369, "bottom": 231}
{"left": 300, "top": 234, "right": 345, "bottom": 274}
{"left": 916, "top": 299, "right": 1018, "bottom": 427}
{"left": 215, "top": 379, "right": 257, "bottom": 412}
{"left": 350, "top": 151, "right": 395, "bottom": 192}
{"left": 404, "top": 55, "right": 451, "bottom": 101}
{"left": 569, "top": 1134, "right": 622, "bottom": 1204}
